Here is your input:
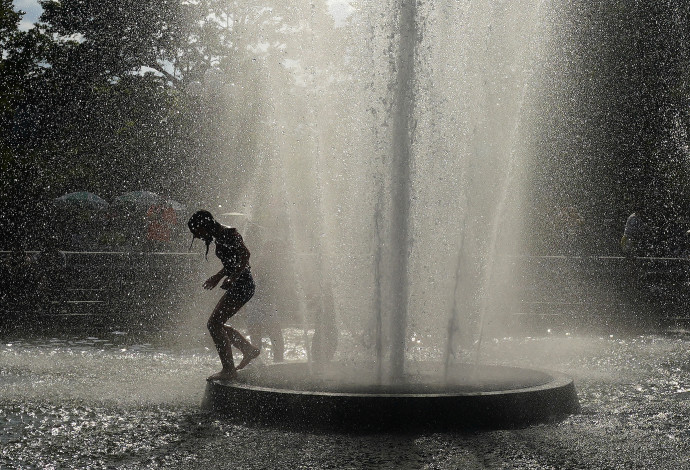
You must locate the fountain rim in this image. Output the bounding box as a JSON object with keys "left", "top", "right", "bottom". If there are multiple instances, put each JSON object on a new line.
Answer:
{"left": 205, "top": 362, "right": 581, "bottom": 430}
{"left": 211, "top": 362, "right": 574, "bottom": 398}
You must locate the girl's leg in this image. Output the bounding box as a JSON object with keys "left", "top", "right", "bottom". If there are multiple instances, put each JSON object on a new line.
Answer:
{"left": 212, "top": 274, "right": 259, "bottom": 374}
{"left": 224, "top": 324, "right": 256, "bottom": 352}
{"left": 207, "top": 294, "right": 242, "bottom": 380}
{"left": 224, "top": 325, "right": 260, "bottom": 370}
{"left": 247, "top": 323, "right": 263, "bottom": 353}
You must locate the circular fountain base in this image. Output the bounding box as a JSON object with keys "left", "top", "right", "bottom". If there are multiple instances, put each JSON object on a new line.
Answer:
{"left": 204, "top": 362, "right": 580, "bottom": 431}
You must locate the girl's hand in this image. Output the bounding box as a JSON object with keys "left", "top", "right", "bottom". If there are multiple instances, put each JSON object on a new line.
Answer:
{"left": 203, "top": 274, "right": 222, "bottom": 290}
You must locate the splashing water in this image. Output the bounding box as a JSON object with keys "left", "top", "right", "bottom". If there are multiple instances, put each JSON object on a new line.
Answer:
{"left": 192, "top": 0, "right": 556, "bottom": 380}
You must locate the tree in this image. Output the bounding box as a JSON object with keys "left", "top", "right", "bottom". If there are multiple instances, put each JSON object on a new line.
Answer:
{"left": 0, "top": 0, "right": 344, "bottom": 246}
{"left": 39, "top": 0, "right": 185, "bottom": 83}
{"left": 8, "top": 0, "right": 224, "bottom": 202}
{"left": 0, "top": 1, "right": 50, "bottom": 239}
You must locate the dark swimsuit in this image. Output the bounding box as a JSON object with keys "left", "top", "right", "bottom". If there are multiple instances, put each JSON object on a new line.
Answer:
{"left": 215, "top": 228, "right": 255, "bottom": 305}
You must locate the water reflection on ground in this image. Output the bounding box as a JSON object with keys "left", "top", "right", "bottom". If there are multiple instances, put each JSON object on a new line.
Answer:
{"left": 1, "top": 321, "right": 689, "bottom": 469}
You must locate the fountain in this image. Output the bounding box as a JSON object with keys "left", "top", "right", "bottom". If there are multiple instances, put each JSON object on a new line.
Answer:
{"left": 202, "top": 0, "right": 579, "bottom": 430}
{"left": 8, "top": 2, "right": 690, "bottom": 466}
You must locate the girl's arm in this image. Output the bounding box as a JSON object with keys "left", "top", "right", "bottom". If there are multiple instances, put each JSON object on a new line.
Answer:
{"left": 203, "top": 267, "right": 226, "bottom": 290}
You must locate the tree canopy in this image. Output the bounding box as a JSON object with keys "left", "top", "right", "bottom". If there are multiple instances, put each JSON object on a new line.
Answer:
{"left": 0, "top": 0, "right": 339, "bottom": 246}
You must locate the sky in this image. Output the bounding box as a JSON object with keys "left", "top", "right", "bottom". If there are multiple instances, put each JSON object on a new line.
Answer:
{"left": 13, "top": 0, "right": 42, "bottom": 30}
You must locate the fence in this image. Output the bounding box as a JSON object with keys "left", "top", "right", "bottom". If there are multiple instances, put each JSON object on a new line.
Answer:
{"left": 510, "top": 255, "right": 690, "bottom": 330}
{"left": 0, "top": 251, "right": 204, "bottom": 324}
{"left": 3, "top": 251, "right": 689, "bottom": 331}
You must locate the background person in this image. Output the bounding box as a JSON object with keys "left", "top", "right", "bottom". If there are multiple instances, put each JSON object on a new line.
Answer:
{"left": 621, "top": 211, "right": 647, "bottom": 256}
{"left": 246, "top": 308, "right": 285, "bottom": 363}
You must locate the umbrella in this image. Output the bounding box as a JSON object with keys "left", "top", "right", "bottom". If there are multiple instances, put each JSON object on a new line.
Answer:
{"left": 112, "top": 191, "right": 162, "bottom": 209}
{"left": 54, "top": 191, "right": 109, "bottom": 210}
{"left": 167, "top": 199, "right": 187, "bottom": 213}
{"left": 220, "top": 212, "right": 266, "bottom": 229}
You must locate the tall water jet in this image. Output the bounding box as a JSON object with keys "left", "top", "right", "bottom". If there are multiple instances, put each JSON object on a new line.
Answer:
{"left": 387, "top": 0, "right": 418, "bottom": 379}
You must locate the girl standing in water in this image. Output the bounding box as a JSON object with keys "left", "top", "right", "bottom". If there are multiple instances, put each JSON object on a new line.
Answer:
{"left": 188, "top": 210, "right": 260, "bottom": 381}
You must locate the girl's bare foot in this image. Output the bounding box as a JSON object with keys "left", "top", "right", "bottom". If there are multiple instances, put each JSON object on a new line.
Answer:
{"left": 207, "top": 368, "right": 238, "bottom": 382}
{"left": 237, "top": 347, "right": 260, "bottom": 370}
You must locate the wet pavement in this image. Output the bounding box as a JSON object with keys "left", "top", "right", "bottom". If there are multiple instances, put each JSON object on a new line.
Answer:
{"left": 1, "top": 324, "right": 689, "bottom": 469}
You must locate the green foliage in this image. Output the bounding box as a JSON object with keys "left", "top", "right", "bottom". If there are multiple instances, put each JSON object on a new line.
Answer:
{"left": 1, "top": 0, "right": 211, "bottom": 241}
{"left": 39, "top": 0, "right": 184, "bottom": 81}
{"left": 1, "top": 2, "right": 49, "bottom": 229}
